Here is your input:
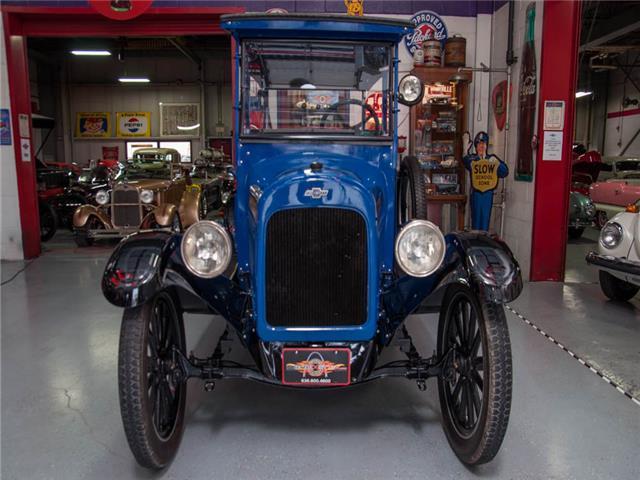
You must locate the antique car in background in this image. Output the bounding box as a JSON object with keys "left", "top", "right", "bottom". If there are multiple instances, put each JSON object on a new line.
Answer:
{"left": 73, "top": 147, "right": 201, "bottom": 246}
{"left": 568, "top": 145, "right": 599, "bottom": 239}
{"left": 190, "top": 147, "right": 235, "bottom": 218}
{"left": 589, "top": 175, "right": 640, "bottom": 228}
{"left": 586, "top": 206, "right": 640, "bottom": 301}
{"left": 102, "top": 15, "right": 522, "bottom": 469}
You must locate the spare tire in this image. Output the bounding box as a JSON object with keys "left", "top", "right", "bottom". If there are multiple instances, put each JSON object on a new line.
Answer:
{"left": 397, "top": 155, "right": 428, "bottom": 225}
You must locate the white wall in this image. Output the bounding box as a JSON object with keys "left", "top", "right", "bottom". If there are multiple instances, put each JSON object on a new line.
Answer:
{"left": 61, "top": 55, "right": 232, "bottom": 166}
{"left": 0, "top": 19, "right": 24, "bottom": 260}
{"left": 603, "top": 65, "right": 640, "bottom": 157}
{"left": 487, "top": 1, "right": 544, "bottom": 280}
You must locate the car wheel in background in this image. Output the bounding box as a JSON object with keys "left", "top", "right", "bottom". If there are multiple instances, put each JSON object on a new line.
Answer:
{"left": 397, "top": 155, "right": 428, "bottom": 225}
{"left": 39, "top": 201, "right": 58, "bottom": 242}
{"left": 599, "top": 270, "right": 639, "bottom": 301}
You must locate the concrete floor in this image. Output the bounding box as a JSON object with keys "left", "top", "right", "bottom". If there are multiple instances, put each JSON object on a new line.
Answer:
{"left": 1, "top": 231, "right": 639, "bottom": 479}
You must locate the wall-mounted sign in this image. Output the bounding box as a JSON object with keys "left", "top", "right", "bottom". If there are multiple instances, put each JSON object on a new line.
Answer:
{"left": 491, "top": 80, "right": 512, "bottom": 132}
{"left": 543, "top": 100, "right": 565, "bottom": 131}
{"left": 102, "top": 146, "right": 119, "bottom": 163}
{"left": 20, "top": 138, "right": 31, "bottom": 162}
{"left": 515, "top": 2, "right": 537, "bottom": 182}
{"left": 405, "top": 10, "right": 448, "bottom": 55}
{"left": 117, "top": 112, "right": 151, "bottom": 137}
{"left": 344, "top": 0, "right": 364, "bottom": 16}
{"left": 542, "top": 131, "right": 563, "bottom": 161}
{"left": 19, "top": 113, "right": 30, "bottom": 138}
{"left": 0, "top": 109, "right": 11, "bottom": 145}
{"left": 89, "top": 0, "right": 153, "bottom": 21}
{"left": 76, "top": 112, "right": 111, "bottom": 138}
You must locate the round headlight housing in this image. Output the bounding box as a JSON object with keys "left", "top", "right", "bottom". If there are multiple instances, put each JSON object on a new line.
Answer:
{"left": 398, "top": 74, "right": 424, "bottom": 106}
{"left": 140, "top": 189, "right": 154, "bottom": 204}
{"left": 600, "top": 222, "right": 623, "bottom": 250}
{"left": 181, "top": 220, "right": 232, "bottom": 278}
{"left": 95, "top": 190, "right": 109, "bottom": 205}
{"left": 395, "top": 220, "right": 446, "bottom": 277}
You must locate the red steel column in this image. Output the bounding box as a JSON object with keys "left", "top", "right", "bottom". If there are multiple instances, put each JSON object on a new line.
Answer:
{"left": 530, "top": 0, "right": 581, "bottom": 281}
{"left": 3, "top": 12, "right": 41, "bottom": 258}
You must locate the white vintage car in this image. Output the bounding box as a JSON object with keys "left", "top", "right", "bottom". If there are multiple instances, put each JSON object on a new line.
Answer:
{"left": 586, "top": 208, "right": 640, "bottom": 301}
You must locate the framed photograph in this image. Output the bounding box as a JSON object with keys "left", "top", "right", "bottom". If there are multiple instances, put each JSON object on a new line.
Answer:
{"left": 160, "top": 103, "right": 200, "bottom": 137}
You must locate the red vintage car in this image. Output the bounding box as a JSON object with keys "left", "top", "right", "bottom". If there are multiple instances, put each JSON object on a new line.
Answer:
{"left": 590, "top": 174, "right": 640, "bottom": 227}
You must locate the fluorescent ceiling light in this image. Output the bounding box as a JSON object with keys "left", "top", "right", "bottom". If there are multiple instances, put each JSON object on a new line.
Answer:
{"left": 576, "top": 91, "right": 593, "bottom": 98}
{"left": 176, "top": 124, "right": 200, "bottom": 131}
{"left": 118, "top": 77, "right": 151, "bottom": 83}
{"left": 71, "top": 50, "right": 111, "bottom": 56}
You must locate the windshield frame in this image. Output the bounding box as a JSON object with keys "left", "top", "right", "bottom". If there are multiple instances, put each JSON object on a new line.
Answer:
{"left": 239, "top": 38, "right": 395, "bottom": 142}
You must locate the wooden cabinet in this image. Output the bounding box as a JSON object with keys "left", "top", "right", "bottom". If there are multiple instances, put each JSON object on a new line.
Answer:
{"left": 409, "top": 66, "right": 472, "bottom": 231}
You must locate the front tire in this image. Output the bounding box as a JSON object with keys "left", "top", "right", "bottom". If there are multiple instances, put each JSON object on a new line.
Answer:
{"left": 39, "top": 201, "right": 58, "bottom": 242}
{"left": 118, "top": 291, "right": 187, "bottom": 469}
{"left": 437, "top": 284, "right": 512, "bottom": 465}
{"left": 599, "top": 270, "right": 639, "bottom": 301}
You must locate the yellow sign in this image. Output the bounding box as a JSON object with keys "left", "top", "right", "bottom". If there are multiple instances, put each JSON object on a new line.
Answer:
{"left": 116, "top": 112, "right": 151, "bottom": 137}
{"left": 75, "top": 112, "right": 111, "bottom": 137}
{"left": 471, "top": 159, "right": 499, "bottom": 193}
{"left": 345, "top": 0, "right": 363, "bottom": 16}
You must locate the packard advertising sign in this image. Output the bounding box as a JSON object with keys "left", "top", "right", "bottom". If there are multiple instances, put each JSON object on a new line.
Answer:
{"left": 117, "top": 112, "right": 151, "bottom": 137}
{"left": 405, "top": 10, "right": 448, "bottom": 55}
{"left": 75, "top": 112, "right": 111, "bottom": 138}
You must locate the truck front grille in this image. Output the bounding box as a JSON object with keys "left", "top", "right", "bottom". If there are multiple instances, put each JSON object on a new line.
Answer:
{"left": 265, "top": 208, "right": 368, "bottom": 328}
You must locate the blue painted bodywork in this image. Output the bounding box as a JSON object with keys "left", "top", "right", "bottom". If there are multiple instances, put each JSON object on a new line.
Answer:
{"left": 102, "top": 15, "right": 523, "bottom": 377}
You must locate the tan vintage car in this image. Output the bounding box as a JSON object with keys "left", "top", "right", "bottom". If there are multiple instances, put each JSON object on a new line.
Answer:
{"left": 72, "top": 148, "right": 201, "bottom": 246}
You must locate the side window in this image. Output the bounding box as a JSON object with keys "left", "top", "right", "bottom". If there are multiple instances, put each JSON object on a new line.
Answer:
{"left": 166, "top": 154, "right": 172, "bottom": 162}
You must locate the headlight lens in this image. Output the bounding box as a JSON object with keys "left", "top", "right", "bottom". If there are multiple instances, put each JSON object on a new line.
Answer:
{"left": 395, "top": 220, "right": 446, "bottom": 277}
{"left": 140, "top": 189, "right": 154, "bottom": 204}
{"left": 600, "top": 222, "right": 623, "bottom": 249}
{"left": 398, "top": 74, "right": 424, "bottom": 105}
{"left": 95, "top": 190, "right": 109, "bottom": 205}
{"left": 181, "top": 220, "right": 232, "bottom": 278}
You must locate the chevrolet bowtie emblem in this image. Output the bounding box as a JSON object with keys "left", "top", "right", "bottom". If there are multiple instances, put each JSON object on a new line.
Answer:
{"left": 304, "top": 187, "right": 329, "bottom": 199}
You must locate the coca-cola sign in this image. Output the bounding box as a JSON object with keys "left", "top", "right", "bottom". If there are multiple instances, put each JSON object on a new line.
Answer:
{"left": 404, "top": 11, "right": 448, "bottom": 55}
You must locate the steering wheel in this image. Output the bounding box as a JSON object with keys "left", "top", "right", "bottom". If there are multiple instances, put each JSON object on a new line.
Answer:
{"left": 319, "top": 99, "right": 381, "bottom": 134}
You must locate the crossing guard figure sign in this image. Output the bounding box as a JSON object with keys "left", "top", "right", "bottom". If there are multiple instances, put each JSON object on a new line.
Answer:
{"left": 463, "top": 132, "right": 508, "bottom": 231}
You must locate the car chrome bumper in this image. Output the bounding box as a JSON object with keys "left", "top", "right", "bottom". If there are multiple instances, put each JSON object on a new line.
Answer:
{"left": 88, "top": 227, "right": 172, "bottom": 239}
{"left": 585, "top": 251, "right": 640, "bottom": 276}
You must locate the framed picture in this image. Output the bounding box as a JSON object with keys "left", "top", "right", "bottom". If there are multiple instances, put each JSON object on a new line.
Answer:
{"left": 75, "top": 112, "right": 111, "bottom": 138}
{"left": 160, "top": 103, "right": 200, "bottom": 137}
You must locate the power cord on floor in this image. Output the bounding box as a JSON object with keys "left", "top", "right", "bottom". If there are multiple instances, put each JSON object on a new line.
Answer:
{"left": 1, "top": 259, "right": 36, "bottom": 287}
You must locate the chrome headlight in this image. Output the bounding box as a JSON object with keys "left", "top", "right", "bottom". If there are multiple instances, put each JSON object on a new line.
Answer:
{"left": 600, "top": 222, "right": 623, "bottom": 249}
{"left": 585, "top": 201, "right": 596, "bottom": 218}
{"left": 398, "top": 74, "right": 424, "bottom": 106}
{"left": 395, "top": 220, "right": 446, "bottom": 277}
{"left": 181, "top": 221, "right": 232, "bottom": 278}
{"left": 140, "top": 189, "right": 154, "bottom": 204}
{"left": 95, "top": 190, "right": 109, "bottom": 205}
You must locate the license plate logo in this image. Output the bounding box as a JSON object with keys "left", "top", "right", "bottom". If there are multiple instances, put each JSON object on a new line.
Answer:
{"left": 282, "top": 348, "right": 351, "bottom": 386}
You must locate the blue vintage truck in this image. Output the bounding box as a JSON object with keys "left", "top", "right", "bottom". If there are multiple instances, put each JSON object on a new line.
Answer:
{"left": 102, "top": 13, "right": 522, "bottom": 469}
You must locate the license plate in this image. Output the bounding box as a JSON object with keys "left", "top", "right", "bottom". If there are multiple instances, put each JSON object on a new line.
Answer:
{"left": 282, "top": 348, "right": 351, "bottom": 386}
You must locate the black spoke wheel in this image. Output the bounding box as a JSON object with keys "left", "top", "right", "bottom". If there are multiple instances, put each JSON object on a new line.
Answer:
{"left": 39, "top": 201, "right": 58, "bottom": 242}
{"left": 74, "top": 216, "right": 101, "bottom": 247}
{"left": 437, "top": 284, "right": 512, "bottom": 465}
{"left": 118, "top": 291, "right": 186, "bottom": 469}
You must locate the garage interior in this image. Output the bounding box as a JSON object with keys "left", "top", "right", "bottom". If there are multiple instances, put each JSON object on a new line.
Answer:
{"left": 1, "top": 2, "right": 639, "bottom": 480}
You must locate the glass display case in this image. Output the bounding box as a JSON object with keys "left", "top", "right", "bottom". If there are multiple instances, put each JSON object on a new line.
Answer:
{"left": 409, "top": 66, "right": 472, "bottom": 231}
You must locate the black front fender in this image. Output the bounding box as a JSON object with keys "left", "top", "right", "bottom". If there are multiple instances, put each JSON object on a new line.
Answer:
{"left": 102, "top": 231, "right": 178, "bottom": 308}
{"left": 382, "top": 231, "right": 523, "bottom": 324}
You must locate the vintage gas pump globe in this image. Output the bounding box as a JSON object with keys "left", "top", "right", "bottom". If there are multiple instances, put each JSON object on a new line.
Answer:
{"left": 102, "top": 14, "right": 523, "bottom": 470}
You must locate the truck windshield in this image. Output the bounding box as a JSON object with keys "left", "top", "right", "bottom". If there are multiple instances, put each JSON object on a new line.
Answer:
{"left": 241, "top": 40, "right": 392, "bottom": 138}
